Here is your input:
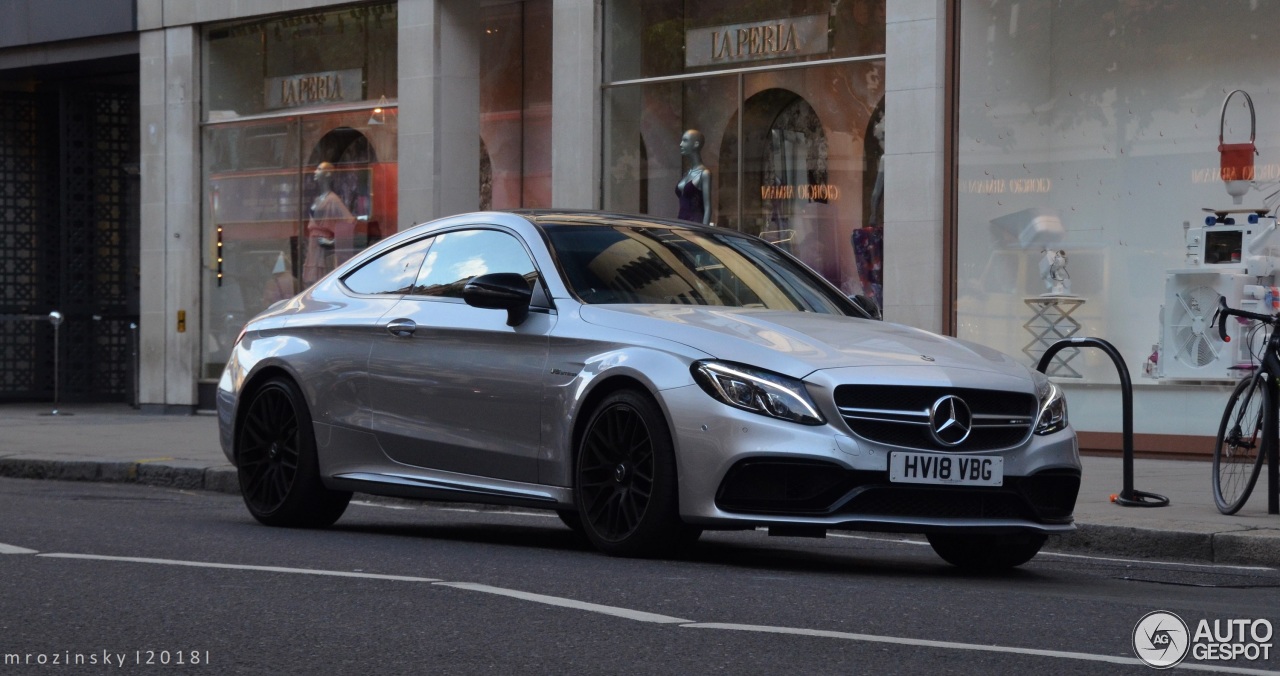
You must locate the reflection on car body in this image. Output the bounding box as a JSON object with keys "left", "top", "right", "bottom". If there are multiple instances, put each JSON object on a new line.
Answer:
{"left": 217, "top": 210, "right": 1079, "bottom": 569}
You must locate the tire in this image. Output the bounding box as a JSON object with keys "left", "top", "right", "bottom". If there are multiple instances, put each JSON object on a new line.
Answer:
{"left": 573, "top": 389, "right": 701, "bottom": 557}
{"left": 927, "top": 532, "right": 1046, "bottom": 570}
{"left": 556, "top": 509, "right": 587, "bottom": 537}
{"left": 235, "top": 377, "right": 351, "bottom": 528}
{"left": 1213, "top": 375, "right": 1269, "bottom": 515}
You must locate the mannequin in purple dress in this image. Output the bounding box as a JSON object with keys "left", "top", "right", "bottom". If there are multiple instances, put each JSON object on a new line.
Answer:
{"left": 676, "top": 129, "right": 713, "bottom": 225}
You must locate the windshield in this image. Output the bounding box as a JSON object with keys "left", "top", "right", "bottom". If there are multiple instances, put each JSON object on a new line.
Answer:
{"left": 545, "top": 225, "right": 852, "bottom": 314}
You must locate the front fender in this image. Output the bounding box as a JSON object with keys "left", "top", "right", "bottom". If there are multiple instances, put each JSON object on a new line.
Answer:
{"left": 540, "top": 336, "right": 708, "bottom": 488}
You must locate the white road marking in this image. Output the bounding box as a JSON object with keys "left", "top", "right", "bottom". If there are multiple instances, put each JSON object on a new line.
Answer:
{"left": 39, "top": 553, "right": 442, "bottom": 583}
{"left": 825, "top": 532, "right": 928, "bottom": 545}
{"left": 682, "top": 623, "right": 1278, "bottom": 675}
{"left": 31, "top": 550, "right": 1280, "bottom": 673}
{"left": 0, "top": 542, "right": 38, "bottom": 555}
{"left": 1037, "top": 550, "right": 1275, "bottom": 572}
{"left": 434, "top": 582, "right": 691, "bottom": 624}
{"left": 825, "top": 532, "right": 1275, "bottom": 572}
{"left": 350, "top": 500, "right": 416, "bottom": 510}
{"left": 437, "top": 507, "right": 557, "bottom": 518}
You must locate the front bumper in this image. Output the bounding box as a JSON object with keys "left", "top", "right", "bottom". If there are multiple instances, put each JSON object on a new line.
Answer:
{"left": 661, "top": 384, "right": 1081, "bottom": 535}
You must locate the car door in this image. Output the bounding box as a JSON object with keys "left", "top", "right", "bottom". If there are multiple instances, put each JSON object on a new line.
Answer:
{"left": 366, "top": 227, "right": 553, "bottom": 482}
{"left": 296, "top": 236, "right": 436, "bottom": 431}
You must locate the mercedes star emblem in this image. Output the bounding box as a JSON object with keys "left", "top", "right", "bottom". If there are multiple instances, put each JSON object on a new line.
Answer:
{"left": 928, "top": 395, "right": 973, "bottom": 446}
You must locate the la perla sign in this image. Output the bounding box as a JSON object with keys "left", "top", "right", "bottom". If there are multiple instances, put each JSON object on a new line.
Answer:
{"left": 685, "top": 15, "right": 829, "bottom": 68}
{"left": 265, "top": 69, "right": 363, "bottom": 109}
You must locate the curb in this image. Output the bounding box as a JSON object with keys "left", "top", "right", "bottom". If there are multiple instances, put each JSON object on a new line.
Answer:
{"left": 3, "top": 457, "right": 1278, "bottom": 568}
{"left": 1047, "top": 524, "right": 1276, "bottom": 567}
{"left": 1055, "top": 524, "right": 1209, "bottom": 561}
{"left": 0, "top": 457, "right": 239, "bottom": 496}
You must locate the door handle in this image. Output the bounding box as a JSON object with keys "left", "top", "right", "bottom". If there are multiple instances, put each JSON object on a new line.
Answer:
{"left": 386, "top": 318, "right": 416, "bottom": 337}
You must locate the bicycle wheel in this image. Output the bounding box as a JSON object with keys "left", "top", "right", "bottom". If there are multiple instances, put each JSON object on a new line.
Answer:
{"left": 1213, "top": 375, "right": 1270, "bottom": 514}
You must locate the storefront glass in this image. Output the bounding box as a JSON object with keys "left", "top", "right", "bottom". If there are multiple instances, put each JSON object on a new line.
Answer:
{"left": 481, "top": 0, "right": 552, "bottom": 209}
{"left": 956, "top": 1, "right": 1280, "bottom": 440}
{"left": 200, "top": 3, "right": 398, "bottom": 378}
{"left": 604, "top": 0, "right": 886, "bottom": 301}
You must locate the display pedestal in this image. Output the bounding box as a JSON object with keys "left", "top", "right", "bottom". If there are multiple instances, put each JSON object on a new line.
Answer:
{"left": 1023, "top": 296, "right": 1086, "bottom": 378}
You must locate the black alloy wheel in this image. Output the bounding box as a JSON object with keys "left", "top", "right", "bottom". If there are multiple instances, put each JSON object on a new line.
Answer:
{"left": 574, "top": 389, "right": 699, "bottom": 557}
{"left": 236, "top": 377, "right": 351, "bottom": 527}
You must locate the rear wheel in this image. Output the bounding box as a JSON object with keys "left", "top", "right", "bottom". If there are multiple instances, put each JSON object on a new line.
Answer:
{"left": 574, "top": 389, "right": 700, "bottom": 557}
{"left": 927, "top": 532, "right": 1046, "bottom": 570}
{"left": 1213, "top": 375, "right": 1269, "bottom": 515}
{"left": 236, "top": 377, "right": 351, "bottom": 527}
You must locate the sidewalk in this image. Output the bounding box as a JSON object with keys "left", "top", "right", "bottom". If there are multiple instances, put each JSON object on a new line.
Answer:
{"left": 2, "top": 402, "right": 1278, "bottom": 567}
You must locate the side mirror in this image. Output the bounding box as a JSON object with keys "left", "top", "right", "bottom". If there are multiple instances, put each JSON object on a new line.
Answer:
{"left": 464, "top": 272, "right": 533, "bottom": 326}
{"left": 849, "top": 294, "right": 882, "bottom": 321}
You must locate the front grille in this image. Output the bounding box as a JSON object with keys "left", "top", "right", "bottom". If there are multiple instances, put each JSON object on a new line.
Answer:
{"left": 714, "top": 458, "right": 1079, "bottom": 524}
{"left": 837, "top": 486, "right": 1032, "bottom": 520}
{"left": 834, "top": 385, "right": 1037, "bottom": 452}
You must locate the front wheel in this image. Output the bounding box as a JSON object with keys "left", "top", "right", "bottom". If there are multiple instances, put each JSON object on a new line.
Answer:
{"left": 556, "top": 509, "right": 587, "bottom": 537}
{"left": 574, "top": 389, "right": 700, "bottom": 557}
{"left": 1213, "top": 375, "right": 1269, "bottom": 515}
{"left": 236, "top": 377, "right": 351, "bottom": 527}
{"left": 927, "top": 532, "right": 1046, "bottom": 570}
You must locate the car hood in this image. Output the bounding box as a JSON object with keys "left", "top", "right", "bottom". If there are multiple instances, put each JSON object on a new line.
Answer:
{"left": 578, "top": 305, "right": 1032, "bottom": 382}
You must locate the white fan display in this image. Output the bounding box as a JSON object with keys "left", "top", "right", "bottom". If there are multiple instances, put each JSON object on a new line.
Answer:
{"left": 1159, "top": 273, "right": 1252, "bottom": 379}
{"left": 1168, "top": 284, "right": 1225, "bottom": 368}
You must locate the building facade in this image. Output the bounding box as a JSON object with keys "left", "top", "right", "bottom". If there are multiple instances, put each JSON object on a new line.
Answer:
{"left": 11, "top": 0, "right": 1256, "bottom": 458}
{"left": 0, "top": 0, "right": 141, "bottom": 405}
{"left": 134, "top": 0, "right": 944, "bottom": 416}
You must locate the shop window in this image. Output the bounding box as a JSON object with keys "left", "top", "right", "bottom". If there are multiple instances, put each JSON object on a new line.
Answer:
{"left": 955, "top": 1, "right": 1280, "bottom": 441}
{"left": 200, "top": 5, "right": 398, "bottom": 379}
{"left": 205, "top": 3, "right": 397, "bottom": 119}
{"left": 481, "top": 0, "right": 552, "bottom": 209}
{"left": 604, "top": 1, "right": 885, "bottom": 298}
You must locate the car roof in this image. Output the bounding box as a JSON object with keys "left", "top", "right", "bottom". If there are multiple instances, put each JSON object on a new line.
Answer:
{"left": 509, "top": 209, "right": 732, "bottom": 235}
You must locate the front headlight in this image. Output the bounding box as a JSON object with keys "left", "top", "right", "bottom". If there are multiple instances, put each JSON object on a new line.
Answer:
{"left": 1034, "top": 377, "right": 1069, "bottom": 436}
{"left": 691, "top": 361, "right": 825, "bottom": 425}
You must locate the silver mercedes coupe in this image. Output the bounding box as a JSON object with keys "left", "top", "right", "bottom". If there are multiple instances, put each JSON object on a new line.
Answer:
{"left": 217, "top": 210, "right": 1079, "bottom": 569}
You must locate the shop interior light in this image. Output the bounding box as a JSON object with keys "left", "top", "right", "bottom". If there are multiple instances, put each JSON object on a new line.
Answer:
{"left": 368, "top": 95, "right": 389, "bottom": 126}
{"left": 216, "top": 226, "right": 224, "bottom": 287}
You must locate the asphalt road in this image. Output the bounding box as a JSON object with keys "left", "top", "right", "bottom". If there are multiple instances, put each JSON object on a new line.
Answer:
{"left": 1, "top": 478, "right": 1278, "bottom": 675}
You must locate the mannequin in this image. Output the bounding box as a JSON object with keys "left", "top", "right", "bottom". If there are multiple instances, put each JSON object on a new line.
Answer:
{"left": 676, "top": 129, "right": 713, "bottom": 225}
{"left": 302, "top": 161, "right": 356, "bottom": 284}
{"left": 1040, "top": 248, "right": 1071, "bottom": 296}
{"left": 868, "top": 114, "right": 885, "bottom": 228}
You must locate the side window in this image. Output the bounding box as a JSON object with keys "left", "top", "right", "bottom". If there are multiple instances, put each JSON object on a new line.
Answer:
{"left": 410, "top": 229, "right": 537, "bottom": 298}
{"left": 341, "top": 237, "right": 435, "bottom": 295}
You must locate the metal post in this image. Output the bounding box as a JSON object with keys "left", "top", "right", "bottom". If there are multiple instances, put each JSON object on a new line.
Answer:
{"left": 39, "top": 311, "right": 71, "bottom": 416}
{"left": 1036, "top": 336, "right": 1168, "bottom": 507}
{"left": 1269, "top": 407, "right": 1279, "bottom": 515}
{"left": 130, "top": 321, "right": 140, "bottom": 409}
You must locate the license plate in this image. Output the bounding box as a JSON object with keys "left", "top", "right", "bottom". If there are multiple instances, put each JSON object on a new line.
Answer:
{"left": 889, "top": 452, "right": 1003, "bottom": 487}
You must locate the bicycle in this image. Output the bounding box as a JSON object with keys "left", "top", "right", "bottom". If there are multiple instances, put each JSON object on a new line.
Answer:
{"left": 1211, "top": 297, "right": 1276, "bottom": 514}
